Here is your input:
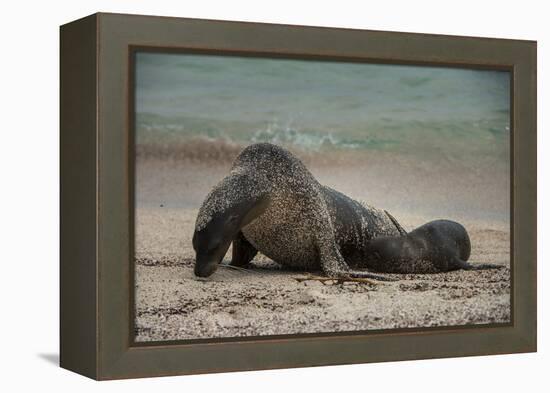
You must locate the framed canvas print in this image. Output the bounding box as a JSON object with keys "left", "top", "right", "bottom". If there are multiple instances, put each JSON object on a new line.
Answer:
{"left": 60, "top": 13, "right": 537, "bottom": 380}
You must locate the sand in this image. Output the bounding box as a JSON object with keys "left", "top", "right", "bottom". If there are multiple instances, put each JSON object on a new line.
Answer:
{"left": 134, "top": 151, "right": 511, "bottom": 342}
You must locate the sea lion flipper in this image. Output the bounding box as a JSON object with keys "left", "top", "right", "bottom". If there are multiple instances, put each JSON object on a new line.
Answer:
{"left": 384, "top": 210, "right": 407, "bottom": 236}
{"left": 314, "top": 197, "right": 397, "bottom": 281}
{"left": 469, "top": 263, "right": 505, "bottom": 270}
{"left": 449, "top": 257, "right": 504, "bottom": 271}
{"left": 448, "top": 257, "right": 471, "bottom": 271}
{"left": 230, "top": 231, "right": 258, "bottom": 267}
{"left": 317, "top": 228, "right": 397, "bottom": 281}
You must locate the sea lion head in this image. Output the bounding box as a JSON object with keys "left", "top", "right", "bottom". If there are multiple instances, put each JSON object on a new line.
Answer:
{"left": 192, "top": 172, "right": 269, "bottom": 277}
{"left": 192, "top": 208, "right": 242, "bottom": 278}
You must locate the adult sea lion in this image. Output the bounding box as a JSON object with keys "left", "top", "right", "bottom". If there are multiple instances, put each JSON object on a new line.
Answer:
{"left": 192, "top": 143, "right": 404, "bottom": 280}
{"left": 363, "top": 219, "right": 503, "bottom": 273}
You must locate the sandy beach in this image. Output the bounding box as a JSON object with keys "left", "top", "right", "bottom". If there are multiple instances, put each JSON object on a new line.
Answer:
{"left": 134, "top": 148, "right": 511, "bottom": 342}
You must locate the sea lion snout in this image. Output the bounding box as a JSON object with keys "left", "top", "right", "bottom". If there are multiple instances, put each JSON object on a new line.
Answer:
{"left": 192, "top": 219, "right": 236, "bottom": 278}
{"left": 192, "top": 216, "right": 233, "bottom": 278}
{"left": 193, "top": 256, "right": 219, "bottom": 278}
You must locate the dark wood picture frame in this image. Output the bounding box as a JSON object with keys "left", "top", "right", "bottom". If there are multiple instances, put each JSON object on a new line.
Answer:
{"left": 60, "top": 12, "right": 537, "bottom": 380}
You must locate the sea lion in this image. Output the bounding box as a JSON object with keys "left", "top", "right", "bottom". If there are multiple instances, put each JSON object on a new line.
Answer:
{"left": 362, "top": 219, "right": 503, "bottom": 273}
{"left": 192, "top": 143, "right": 404, "bottom": 280}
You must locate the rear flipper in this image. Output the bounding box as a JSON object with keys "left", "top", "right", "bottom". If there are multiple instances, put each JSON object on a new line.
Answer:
{"left": 318, "top": 231, "right": 397, "bottom": 281}
{"left": 451, "top": 257, "right": 504, "bottom": 271}
{"left": 384, "top": 210, "right": 407, "bottom": 236}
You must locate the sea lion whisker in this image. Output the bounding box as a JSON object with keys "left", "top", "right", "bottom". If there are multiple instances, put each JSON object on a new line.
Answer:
{"left": 219, "top": 264, "right": 261, "bottom": 274}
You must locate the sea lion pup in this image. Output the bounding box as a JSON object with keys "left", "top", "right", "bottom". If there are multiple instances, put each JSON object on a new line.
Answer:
{"left": 192, "top": 143, "right": 404, "bottom": 280}
{"left": 363, "top": 219, "right": 503, "bottom": 274}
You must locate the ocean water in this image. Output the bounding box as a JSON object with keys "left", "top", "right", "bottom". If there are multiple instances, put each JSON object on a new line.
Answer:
{"left": 135, "top": 52, "right": 510, "bottom": 165}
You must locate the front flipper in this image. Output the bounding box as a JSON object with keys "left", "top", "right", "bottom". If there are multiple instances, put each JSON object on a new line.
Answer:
{"left": 230, "top": 231, "right": 258, "bottom": 267}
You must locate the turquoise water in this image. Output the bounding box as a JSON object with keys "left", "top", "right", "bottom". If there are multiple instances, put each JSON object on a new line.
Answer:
{"left": 135, "top": 52, "right": 510, "bottom": 162}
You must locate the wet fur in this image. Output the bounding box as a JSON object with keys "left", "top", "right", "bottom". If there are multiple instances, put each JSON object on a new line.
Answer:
{"left": 363, "top": 220, "right": 503, "bottom": 273}
{"left": 193, "top": 143, "right": 403, "bottom": 280}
